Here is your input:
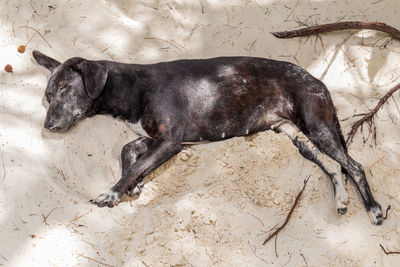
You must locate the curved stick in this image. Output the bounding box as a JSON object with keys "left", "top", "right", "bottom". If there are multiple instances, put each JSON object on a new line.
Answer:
{"left": 272, "top": 21, "right": 400, "bottom": 41}
{"left": 263, "top": 176, "right": 310, "bottom": 245}
{"left": 346, "top": 82, "right": 400, "bottom": 145}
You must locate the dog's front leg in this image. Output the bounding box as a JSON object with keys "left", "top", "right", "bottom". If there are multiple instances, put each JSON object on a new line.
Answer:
{"left": 120, "top": 136, "right": 152, "bottom": 197}
{"left": 90, "top": 138, "right": 182, "bottom": 207}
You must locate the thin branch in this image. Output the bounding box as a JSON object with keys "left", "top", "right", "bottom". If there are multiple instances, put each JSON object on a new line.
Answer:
{"left": 144, "top": 37, "right": 185, "bottom": 51}
{"left": 247, "top": 212, "right": 264, "bottom": 227}
{"left": 57, "top": 168, "right": 70, "bottom": 186}
{"left": 184, "top": 24, "right": 204, "bottom": 41}
{"left": 29, "top": 0, "right": 37, "bottom": 13}
{"left": 141, "top": 259, "right": 150, "bottom": 267}
{"left": 1, "top": 153, "right": 6, "bottom": 182}
{"left": 109, "top": 166, "right": 116, "bottom": 182}
{"left": 198, "top": 0, "right": 204, "bottom": 14}
{"left": 42, "top": 207, "right": 58, "bottom": 226}
{"left": 346, "top": 82, "right": 400, "bottom": 145}
{"left": 248, "top": 241, "right": 270, "bottom": 264}
{"left": 249, "top": 39, "right": 257, "bottom": 55}
{"left": 69, "top": 211, "right": 89, "bottom": 223}
{"left": 380, "top": 244, "right": 400, "bottom": 255}
{"left": 300, "top": 253, "right": 308, "bottom": 266}
{"left": 263, "top": 176, "right": 310, "bottom": 245}
{"left": 383, "top": 205, "right": 391, "bottom": 220}
{"left": 272, "top": 21, "right": 400, "bottom": 42}
{"left": 77, "top": 254, "right": 116, "bottom": 267}
{"left": 12, "top": 21, "right": 16, "bottom": 37}
{"left": 284, "top": 0, "right": 300, "bottom": 22}
{"left": 0, "top": 254, "right": 8, "bottom": 262}
{"left": 101, "top": 46, "right": 109, "bottom": 53}
{"left": 19, "top": 26, "right": 52, "bottom": 48}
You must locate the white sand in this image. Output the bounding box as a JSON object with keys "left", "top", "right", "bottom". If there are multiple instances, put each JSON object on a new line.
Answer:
{"left": 1, "top": 0, "right": 400, "bottom": 266}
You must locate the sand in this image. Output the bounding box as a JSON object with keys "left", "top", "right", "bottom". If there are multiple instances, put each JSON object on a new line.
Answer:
{"left": 1, "top": 0, "right": 400, "bottom": 266}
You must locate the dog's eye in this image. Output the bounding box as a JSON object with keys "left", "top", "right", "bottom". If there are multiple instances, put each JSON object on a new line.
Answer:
{"left": 59, "top": 85, "right": 68, "bottom": 92}
{"left": 45, "top": 92, "right": 52, "bottom": 102}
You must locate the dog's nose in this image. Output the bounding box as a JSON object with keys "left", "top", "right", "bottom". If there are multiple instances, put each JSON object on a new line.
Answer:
{"left": 44, "top": 120, "right": 61, "bottom": 131}
{"left": 44, "top": 120, "right": 53, "bottom": 129}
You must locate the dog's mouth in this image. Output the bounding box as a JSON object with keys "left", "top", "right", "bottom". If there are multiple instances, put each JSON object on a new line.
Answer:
{"left": 44, "top": 123, "right": 68, "bottom": 132}
{"left": 45, "top": 125, "right": 65, "bottom": 132}
{"left": 44, "top": 117, "right": 76, "bottom": 132}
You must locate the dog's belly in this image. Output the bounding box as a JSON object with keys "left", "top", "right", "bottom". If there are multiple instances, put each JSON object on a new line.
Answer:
{"left": 181, "top": 113, "right": 278, "bottom": 143}
{"left": 182, "top": 96, "right": 290, "bottom": 143}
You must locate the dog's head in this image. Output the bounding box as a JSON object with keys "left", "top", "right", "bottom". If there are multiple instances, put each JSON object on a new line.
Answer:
{"left": 33, "top": 50, "right": 108, "bottom": 131}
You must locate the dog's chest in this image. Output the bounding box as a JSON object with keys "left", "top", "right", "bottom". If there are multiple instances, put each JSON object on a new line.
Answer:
{"left": 127, "top": 120, "right": 150, "bottom": 138}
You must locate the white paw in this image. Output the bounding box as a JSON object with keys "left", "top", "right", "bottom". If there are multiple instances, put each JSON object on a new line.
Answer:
{"left": 336, "top": 189, "right": 350, "bottom": 215}
{"left": 90, "top": 190, "right": 120, "bottom": 208}
{"left": 368, "top": 205, "right": 383, "bottom": 226}
{"left": 128, "top": 182, "right": 144, "bottom": 197}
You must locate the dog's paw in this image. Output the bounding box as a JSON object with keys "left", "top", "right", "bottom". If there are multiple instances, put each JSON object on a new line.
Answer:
{"left": 337, "top": 206, "right": 348, "bottom": 215}
{"left": 90, "top": 190, "right": 120, "bottom": 208}
{"left": 336, "top": 198, "right": 350, "bottom": 215}
{"left": 368, "top": 204, "right": 383, "bottom": 226}
{"left": 335, "top": 189, "right": 350, "bottom": 215}
{"left": 128, "top": 182, "right": 144, "bottom": 197}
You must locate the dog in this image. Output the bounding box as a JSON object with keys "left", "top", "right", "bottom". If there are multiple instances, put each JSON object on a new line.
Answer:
{"left": 33, "top": 50, "right": 383, "bottom": 225}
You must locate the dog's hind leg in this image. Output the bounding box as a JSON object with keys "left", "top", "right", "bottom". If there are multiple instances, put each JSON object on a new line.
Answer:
{"left": 304, "top": 124, "right": 383, "bottom": 225}
{"left": 275, "top": 122, "right": 350, "bottom": 215}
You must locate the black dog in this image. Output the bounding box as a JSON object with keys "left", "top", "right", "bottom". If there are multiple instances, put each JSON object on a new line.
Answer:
{"left": 33, "top": 50, "right": 383, "bottom": 225}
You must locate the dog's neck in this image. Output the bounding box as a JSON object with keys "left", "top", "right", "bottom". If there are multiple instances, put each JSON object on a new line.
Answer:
{"left": 93, "top": 62, "right": 149, "bottom": 123}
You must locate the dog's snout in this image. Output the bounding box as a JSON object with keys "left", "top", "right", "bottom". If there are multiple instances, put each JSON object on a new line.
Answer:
{"left": 44, "top": 120, "right": 61, "bottom": 131}
{"left": 44, "top": 120, "right": 53, "bottom": 129}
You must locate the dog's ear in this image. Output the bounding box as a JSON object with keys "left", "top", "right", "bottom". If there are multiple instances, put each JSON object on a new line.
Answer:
{"left": 73, "top": 60, "right": 108, "bottom": 99}
{"left": 32, "top": 50, "right": 61, "bottom": 72}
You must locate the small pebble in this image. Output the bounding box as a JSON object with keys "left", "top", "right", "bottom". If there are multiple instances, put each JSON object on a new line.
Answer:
{"left": 179, "top": 150, "right": 192, "bottom": 161}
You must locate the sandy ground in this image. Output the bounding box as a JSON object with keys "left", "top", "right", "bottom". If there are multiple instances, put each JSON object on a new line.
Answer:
{"left": 1, "top": 0, "right": 400, "bottom": 266}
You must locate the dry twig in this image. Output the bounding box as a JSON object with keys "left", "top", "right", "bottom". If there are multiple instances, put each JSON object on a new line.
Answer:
{"left": 0, "top": 254, "right": 8, "bottom": 262}
{"left": 249, "top": 39, "right": 257, "bottom": 55}
{"left": 272, "top": 21, "right": 400, "bottom": 41}
{"left": 42, "top": 207, "right": 58, "bottom": 226}
{"left": 69, "top": 211, "right": 89, "bottom": 223}
{"left": 247, "top": 212, "right": 264, "bottom": 227}
{"left": 109, "top": 166, "right": 116, "bottom": 182}
{"left": 198, "top": 0, "right": 204, "bottom": 14}
{"left": 144, "top": 37, "right": 185, "bottom": 51}
{"left": 300, "top": 253, "right": 308, "bottom": 266}
{"left": 19, "top": 26, "right": 52, "bottom": 48}
{"left": 57, "top": 168, "right": 70, "bottom": 185}
{"left": 346, "top": 82, "right": 400, "bottom": 145}
{"left": 380, "top": 244, "right": 400, "bottom": 255}
{"left": 248, "top": 241, "right": 269, "bottom": 264}
{"left": 77, "top": 254, "right": 116, "bottom": 267}
{"left": 383, "top": 205, "right": 391, "bottom": 220}
{"left": 1, "top": 153, "right": 6, "bottom": 182}
{"left": 263, "top": 176, "right": 310, "bottom": 245}
{"left": 284, "top": 0, "right": 300, "bottom": 22}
